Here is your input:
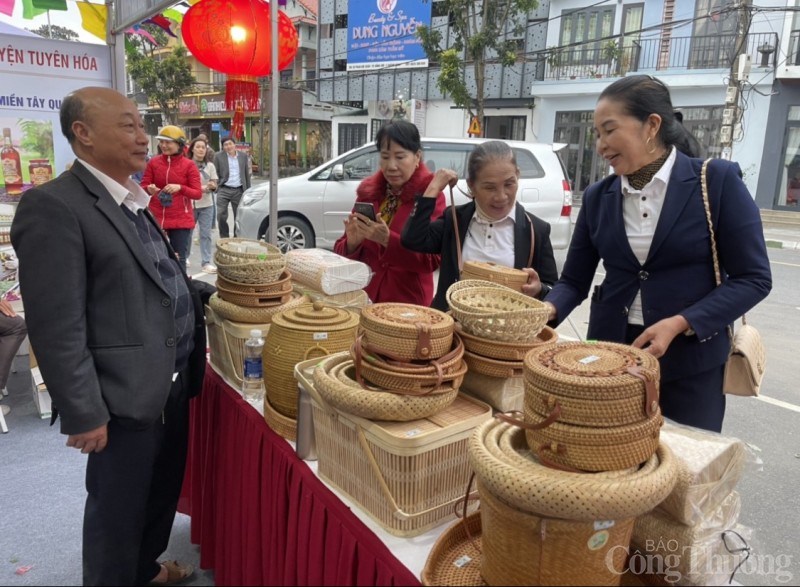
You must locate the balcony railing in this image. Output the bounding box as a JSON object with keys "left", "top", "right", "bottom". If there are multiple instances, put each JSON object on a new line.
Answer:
{"left": 540, "top": 32, "right": 778, "bottom": 81}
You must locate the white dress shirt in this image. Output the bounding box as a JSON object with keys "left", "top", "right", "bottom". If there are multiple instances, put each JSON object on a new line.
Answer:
{"left": 78, "top": 158, "right": 150, "bottom": 212}
{"left": 620, "top": 146, "right": 677, "bottom": 325}
{"left": 461, "top": 207, "right": 516, "bottom": 269}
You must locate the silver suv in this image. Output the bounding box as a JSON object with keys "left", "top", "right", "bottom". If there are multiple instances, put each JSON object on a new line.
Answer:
{"left": 236, "top": 137, "right": 573, "bottom": 251}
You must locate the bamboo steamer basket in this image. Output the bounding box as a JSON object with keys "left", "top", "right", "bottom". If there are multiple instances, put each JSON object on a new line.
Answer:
{"left": 461, "top": 261, "right": 529, "bottom": 291}
{"left": 264, "top": 301, "right": 359, "bottom": 419}
{"left": 456, "top": 322, "right": 558, "bottom": 361}
{"left": 313, "top": 353, "right": 459, "bottom": 421}
{"left": 468, "top": 419, "right": 678, "bottom": 522}
{"left": 360, "top": 303, "right": 454, "bottom": 360}
{"left": 479, "top": 478, "right": 635, "bottom": 586}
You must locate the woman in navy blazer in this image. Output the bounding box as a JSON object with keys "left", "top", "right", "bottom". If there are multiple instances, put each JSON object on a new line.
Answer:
{"left": 544, "top": 76, "right": 772, "bottom": 432}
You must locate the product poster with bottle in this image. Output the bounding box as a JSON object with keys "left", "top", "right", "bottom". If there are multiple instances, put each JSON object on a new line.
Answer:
{"left": 0, "top": 31, "right": 111, "bottom": 202}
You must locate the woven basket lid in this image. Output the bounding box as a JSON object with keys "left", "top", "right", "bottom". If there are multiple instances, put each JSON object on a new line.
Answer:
{"left": 271, "top": 300, "right": 360, "bottom": 332}
{"left": 360, "top": 303, "right": 454, "bottom": 339}
{"left": 421, "top": 512, "right": 484, "bottom": 586}
{"left": 523, "top": 341, "right": 660, "bottom": 415}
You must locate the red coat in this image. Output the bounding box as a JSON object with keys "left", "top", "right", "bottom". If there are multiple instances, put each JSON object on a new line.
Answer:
{"left": 140, "top": 154, "right": 202, "bottom": 229}
{"left": 334, "top": 164, "right": 445, "bottom": 306}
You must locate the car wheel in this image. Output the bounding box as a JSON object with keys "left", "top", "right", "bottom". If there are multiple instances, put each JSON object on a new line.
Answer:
{"left": 268, "top": 216, "right": 314, "bottom": 252}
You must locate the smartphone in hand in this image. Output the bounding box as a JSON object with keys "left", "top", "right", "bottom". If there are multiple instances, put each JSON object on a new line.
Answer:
{"left": 353, "top": 201, "right": 377, "bottom": 221}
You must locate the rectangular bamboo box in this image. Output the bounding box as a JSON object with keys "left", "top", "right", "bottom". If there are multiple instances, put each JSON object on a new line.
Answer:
{"left": 295, "top": 357, "right": 491, "bottom": 537}
{"left": 205, "top": 305, "right": 271, "bottom": 388}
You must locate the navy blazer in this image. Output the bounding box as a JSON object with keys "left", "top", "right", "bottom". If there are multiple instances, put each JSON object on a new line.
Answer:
{"left": 402, "top": 197, "right": 558, "bottom": 311}
{"left": 547, "top": 151, "right": 771, "bottom": 381}
{"left": 11, "top": 162, "right": 208, "bottom": 434}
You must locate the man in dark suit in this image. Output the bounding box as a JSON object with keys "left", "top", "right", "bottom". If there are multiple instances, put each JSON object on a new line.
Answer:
{"left": 11, "top": 87, "right": 207, "bottom": 586}
{"left": 213, "top": 137, "right": 252, "bottom": 237}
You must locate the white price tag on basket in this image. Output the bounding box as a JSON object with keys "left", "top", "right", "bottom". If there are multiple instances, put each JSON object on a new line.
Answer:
{"left": 579, "top": 355, "right": 600, "bottom": 365}
{"left": 453, "top": 555, "right": 472, "bottom": 568}
{"left": 594, "top": 520, "right": 615, "bottom": 530}
{"left": 313, "top": 332, "right": 329, "bottom": 341}
{"left": 404, "top": 429, "right": 422, "bottom": 438}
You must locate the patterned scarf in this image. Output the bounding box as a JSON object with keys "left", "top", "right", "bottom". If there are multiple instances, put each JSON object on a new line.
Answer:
{"left": 626, "top": 150, "right": 670, "bottom": 190}
{"left": 379, "top": 184, "right": 401, "bottom": 225}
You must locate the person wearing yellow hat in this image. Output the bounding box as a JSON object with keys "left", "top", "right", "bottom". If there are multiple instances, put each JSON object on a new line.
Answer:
{"left": 140, "top": 125, "right": 203, "bottom": 269}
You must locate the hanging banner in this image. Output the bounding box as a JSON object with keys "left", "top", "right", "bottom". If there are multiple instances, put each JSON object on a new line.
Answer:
{"left": 346, "top": 0, "right": 431, "bottom": 71}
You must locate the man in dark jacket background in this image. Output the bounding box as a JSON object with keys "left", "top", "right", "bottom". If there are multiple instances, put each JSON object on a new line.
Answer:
{"left": 213, "top": 136, "right": 252, "bottom": 237}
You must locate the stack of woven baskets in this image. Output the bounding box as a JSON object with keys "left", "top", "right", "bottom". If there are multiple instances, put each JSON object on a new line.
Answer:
{"left": 446, "top": 279, "right": 556, "bottom": 412}
{"left": 522, "top": 341, "right": 663, "bottom": 472}
{"left": 421, "top": 419, "right": 679, "bottom": 586}
{"left": 461, "top": 261, "right": 529, "bottom": 292}
{"left": 312, "top": 303, "right": 465, "bottom": 422}
{"left": 262, "top": 301, "right": 360, "bottom": 440}
{"left": 206, "top": 239, "right": 309, "bottom": 389}
{"left": 209, "top": 238, "right": 307, "bottom": 323}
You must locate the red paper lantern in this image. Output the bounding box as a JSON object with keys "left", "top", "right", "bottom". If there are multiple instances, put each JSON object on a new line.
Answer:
{"left": 182, "top": 0, "right": 299, "bottom": 111}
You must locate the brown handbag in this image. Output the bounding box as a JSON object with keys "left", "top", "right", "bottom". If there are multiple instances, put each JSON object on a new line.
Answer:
{"left": 701, "top": 159, "right": 766, "bottom": 396}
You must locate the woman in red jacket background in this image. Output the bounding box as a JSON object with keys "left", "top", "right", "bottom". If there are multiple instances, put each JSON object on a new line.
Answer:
{"left": 141, "top": 125, "right": 202, "bottom": 269}
{"left": 334, "top": 120, "right": 445, "bottom": 306}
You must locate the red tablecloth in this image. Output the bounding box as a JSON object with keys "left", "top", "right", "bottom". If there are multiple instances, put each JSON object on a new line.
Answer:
{"left": 179, "top": 366, "right": 422, "bottom": 586}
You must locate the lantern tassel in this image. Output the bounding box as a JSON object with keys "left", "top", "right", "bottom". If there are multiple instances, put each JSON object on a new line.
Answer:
{"left": 226, "top": 75, "right": 260, "bottom": 111}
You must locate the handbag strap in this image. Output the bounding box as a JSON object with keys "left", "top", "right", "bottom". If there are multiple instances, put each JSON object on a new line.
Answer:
{"left": 451, "top": 186, "right": 535, "bottom": 273}
{"left": 700, "top": 159, "right": 742, "bottom": 334}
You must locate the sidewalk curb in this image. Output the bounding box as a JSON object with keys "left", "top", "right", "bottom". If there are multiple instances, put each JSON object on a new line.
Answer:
{"left": 766, "top": 239, "right": 800, "bottom": 250}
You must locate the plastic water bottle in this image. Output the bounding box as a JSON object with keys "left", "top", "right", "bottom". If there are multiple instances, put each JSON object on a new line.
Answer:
{"left": 242, "top": 329, "right": 265, "bottom": 404}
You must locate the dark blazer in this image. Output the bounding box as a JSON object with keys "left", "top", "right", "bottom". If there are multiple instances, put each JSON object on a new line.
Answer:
{"left": 10, "top": 161, "right": 207, "bottom": 435}
{"left": 401, "top": 198, "right": 559, "bottom": 311}
{"left": 547, "top": 151, "right": 772, "bottom": 381}
{"left": 214, "top": 149, "right": 252, "bottom": 191}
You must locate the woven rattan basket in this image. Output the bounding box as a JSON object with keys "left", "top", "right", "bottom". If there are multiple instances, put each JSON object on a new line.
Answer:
{"left": 421, "top": 512, "right": 484, "bottom": 586}
{"left": 456, "top": 323, "right": 558, "bottom": 361}
{"left": 216, "top": 271, "right": 292, "bottom": 295}
{"left": 205, "top": 304, "right": 271, "bottom": 388}
{"left": 352, "top": 333, "right": 466, "bottom": 395}
{"left": 525, "top": 408, "right": 664, "bottom": 472}
{"left": 216, "top": 285, "right": 293, "bottom": 308}
{"left": 446, "top": 280, "right": 550, "bottom": 343}
{"left": 264, "top": 395, "right": 298, "bottom": 441}
{"left": 313, "top": 353, "right": 459, "bottom": 421}
{"left": 300, "top": 356, "right": 490, "bottom": 537}
{"left": 360, "top": 303, "right": 454, "bottom": 361}
{"left": 479, "top": 478, "right": 635, "bottom": 586}
{"left": 468, "top": 419, "right": 678, "bottom": 521}
{"left": 208, "top": 291, "right": 308, "bottom": 324}
{"left": 215, "top": 239, "right": 286, "bottom": 284}
{"left": 461, "top": 261, "right": 529, "bottom": 291}
{"left": 463, "top": 350, "right": 525, "bottom": 379}
{"left": 264, "top": 302, "right": 359, "bottom": 419}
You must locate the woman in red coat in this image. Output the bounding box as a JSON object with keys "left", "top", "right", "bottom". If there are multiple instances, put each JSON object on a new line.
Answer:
{"left": 140, "top": 125, "right": 202, "bottom": 269}
{"left": 334, "top": 120, "right": 446, "bottom": 305}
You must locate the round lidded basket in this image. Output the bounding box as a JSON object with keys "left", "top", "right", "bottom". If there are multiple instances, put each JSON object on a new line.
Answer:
{"left": 524, "top": 409, "right": 664, "bottom": 472}
{"left": 463, "top": 350, "right": 525, "bottom": 379}
{"left": 313, "top": 353, "right": 459, "bottom": 421}
{"left": 264, "top": 302, "right": 360, "bottom": 419}
{"left": 446, "top": 280, "right": 550, "bottom": 343}
{"left": 461, "top": 261, "right": 529, "bottom": 291}
{"left": 456, "top": 322, "right": 558, "bottom": 361}
{"left": 360, "top": 303, "right": 454, "bottom": 360}
{"left": 215, "top": 239, "right": 286, "bottom": 285}
{"left": 523, "top": 341, "right": 660, "bottom": 407}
